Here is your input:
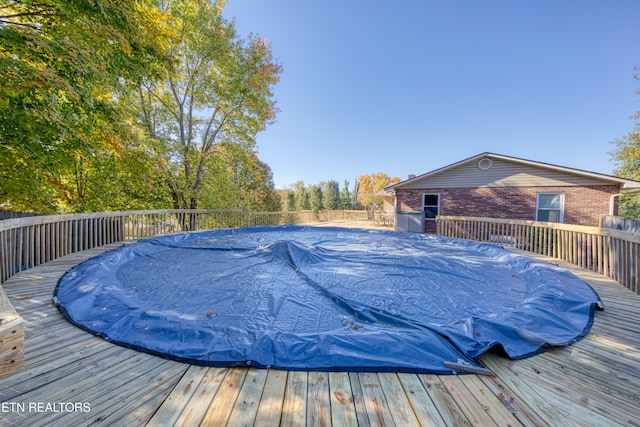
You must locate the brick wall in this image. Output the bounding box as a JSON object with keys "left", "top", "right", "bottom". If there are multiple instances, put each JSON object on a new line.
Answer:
{"left": 395, "top": 185, "right": 619, "bottom": 232}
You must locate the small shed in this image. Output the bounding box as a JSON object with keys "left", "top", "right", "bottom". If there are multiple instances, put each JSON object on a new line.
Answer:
{"left": 385, "top": 152, "right": 640, "bottom": 233}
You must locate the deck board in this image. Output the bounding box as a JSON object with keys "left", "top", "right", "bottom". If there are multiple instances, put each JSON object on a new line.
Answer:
{"left": 281, "top": 370, "right": 308, "bottom": 427}
{"left": 200, "top": 367, "right": 247, "bottom": 425}
{"left": 1, "top": 241, "right": 640, "bottom": 426}
{"left": 357, "top": 372, "right": 398, "bottom": 426}
{"left": 328, "top": 371, "right": 358, "bottom": 427}
{"left": 395, "top": 374, "right": 446, "bottom": 427}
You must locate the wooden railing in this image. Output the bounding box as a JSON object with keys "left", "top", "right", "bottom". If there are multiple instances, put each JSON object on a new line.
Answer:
{"left": 0, "top": 211, "right": 40, "bottom": 220}
{"left": 0, "top": 210, "right": 246, "bottom": 284}
{"left": 0, "top": 209, "right": 370, "bottom": 286}
{"left": 5, "top": 209, "right": 634, "bottom": 379}
{"left": 0, "top": 208, "right": 368, "bottom": 378}
{"left": 437, "top": 215, "right": 639, "bottom": 295}
{"left": 600, "top": 214, "right": 640, "bottom": 234}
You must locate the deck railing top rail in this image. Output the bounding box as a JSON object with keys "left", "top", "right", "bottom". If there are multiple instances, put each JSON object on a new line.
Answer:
{"left": 437, "top": 215, "right": 640, "bottom": 243}
{"left": 0, "top": 209, "right": 249, "bottom": 232}
{"left": 437, "top": 215, "right": 639, "bottom": 295}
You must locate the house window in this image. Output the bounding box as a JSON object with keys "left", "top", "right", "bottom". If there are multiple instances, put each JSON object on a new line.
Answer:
{"left": 423, "top": 193, "right": 440, "bottom": 220}
{"left": 536, "top": 193, "right": 564, "bottom": 223}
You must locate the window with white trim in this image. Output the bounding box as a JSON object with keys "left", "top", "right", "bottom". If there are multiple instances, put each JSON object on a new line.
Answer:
{"left": 536, "top": 192, "right": 564, "bottom": 223}
{"left": 423, "top": 193, "right": 440, "bottom": 220}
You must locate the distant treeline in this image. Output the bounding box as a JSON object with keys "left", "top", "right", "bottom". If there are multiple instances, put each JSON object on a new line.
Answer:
{"left": 279, "top": 173, "right": 401, "bottom": 213}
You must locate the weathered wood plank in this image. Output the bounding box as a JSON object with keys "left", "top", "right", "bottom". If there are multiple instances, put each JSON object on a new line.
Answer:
{"left": 458, "top": 374, "right": 522, "bottom": 426}
{"left": 172, "top": 367, "right": 229, "bottom": 427}
{"left": 510, "top": 365, "right": 621, "bottom": 426}
{"left": 67, "top": 359, "right": 184, "bottom": 426}
{"left": 417, "top": 374, "right": 471, "bottom": 426}
{"left": 306, "top": 371, "right": 331, "bottom": 427}
{"left": 377, "top": 372, "right": 420, "bottom": 426}
{"left": 482, "top": 357, "right": 592, "bottom": 427}
{"left": 145, "top": 365, "right": 209, "bottom": 426}
{"left": 281, "top": 370, "right": 308, "bottom": 427}
{"left": 226, "top": 367, "right": 269, "bottom": 426}
{"left": 348, "top": 371, "right": 371, "bottom": 427}
{"left": 328, "top": 371, "right": 358, "bottom": 427}
{"left": 478, "top": 374, "right": 548, "bottom": 427}
{"left": 510, "top": 357, "right": 639, "bottom": 425}
{"left": 0, "top": 318, "right": 23, "bottom": 380}
{"left": 439, "top": 375, "right": 501, "bottom": 426}
{"left": 199, "top": 367, "right": 247, "bottom": 426}
{"left": 542, "top": 347, "right": 640, "bottom": 408}
{"left": 22, "top": 330, "right": 100, "bottom": 368}
{"left": 96, "top": 365, "right": 182, "bottom": 427}
{"left": 0, "top": 342, "right": 121, "bottom": 400}
{"left": 0, "top": 282, "right": 23, "bottom": 379}
{"left": 0, "top": 351, "right": 172, "bottom": 426}
{"left": 255, "top": 369, "right": 287, "bottom": 426}
{"left": 357, "top": 372, "right": 395, "bottom": 427}
{"left": 7, "top": 347, "right": 154, "bottom": 405}
{"left": 396, "top": 373, "right": 447, "bottom": 426}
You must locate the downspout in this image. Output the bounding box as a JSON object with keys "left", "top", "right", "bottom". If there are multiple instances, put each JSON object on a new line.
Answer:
{"left": 609, "top": 194, "right": 621, "bottom": 216}
{"left": 610, "top": 188, "right": 640, "bottom": 215}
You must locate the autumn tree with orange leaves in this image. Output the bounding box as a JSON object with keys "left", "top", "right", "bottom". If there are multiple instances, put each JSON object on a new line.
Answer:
{"left": 357, "top": 173, "right": 400, "bottom": 208}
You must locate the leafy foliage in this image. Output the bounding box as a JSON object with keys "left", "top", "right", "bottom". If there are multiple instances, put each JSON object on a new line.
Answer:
{"left": 279, "top": 180, "right": 363, "bottom": 212}
{"left": 199, "top": 142, "right": 280, "bottom": 211}
{"left": 610, "top": 70, "right": 640, "bottom": 219}
{"left": 323, "top": 180, "right": 341, "bottom": 210}
{"left": 357, "top": 173, "right": 400, "bottom": 208}
{"left": 0, "top": 0, "right": 172, "bottom": 212}
{"left": 1, "top": 0, "right": 282, "bottom": 213}
{"left": 611, "top": 123, "right": 640, "bottom": 218}
{"left": 136, "top": 0, "right": 282, "bottom": 210}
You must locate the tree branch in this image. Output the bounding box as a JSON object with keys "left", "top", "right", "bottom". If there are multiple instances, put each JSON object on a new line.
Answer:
{"left": 0, "top": 2, "right": 59, "bottom": 28}
{"left": 192, "top": 104, "right": 242, "bottom": 193}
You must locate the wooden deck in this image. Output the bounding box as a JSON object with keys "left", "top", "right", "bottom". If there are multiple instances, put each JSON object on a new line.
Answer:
{"left": 1, "top": 240, "right": 640, "bottom": 426}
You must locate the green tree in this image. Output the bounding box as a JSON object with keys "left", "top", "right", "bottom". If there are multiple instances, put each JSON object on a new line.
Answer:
{"left": 611, "top": 124, "right": 640, "bottom": 219}
{"left": 309, "top": 185, "right": 323, "bottom": 214}
{"left": 349, "top": 179, "right": 361, "bottom": 209}
{"left": 0, "top": 0, "right": 171, "bottom": 212}
{"left": 296, "top": 187, "right": 310, "bottom": 211}
{"left": 199, "top": 142, "right": 280, "bottom": 211}
{"left": 324, "top": 180, "right": 340, "bottom": 210}
{"left": 137, "top": 0, "right": 282, "bottom": 211}
{"left": 610, "top": 70, "right": 640, "bottom": 219}
{"left": 284, "top": 191, "right": 296, "bottom": 211}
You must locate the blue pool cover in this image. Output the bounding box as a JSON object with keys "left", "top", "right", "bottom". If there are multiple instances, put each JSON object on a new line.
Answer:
{"left": 55, "top": 225, "right": 602, "bottom": 374}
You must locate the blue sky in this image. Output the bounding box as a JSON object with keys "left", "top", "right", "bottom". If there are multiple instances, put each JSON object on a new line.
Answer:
{"left": 222, "top": 1, "right": 640, "bottom": 189}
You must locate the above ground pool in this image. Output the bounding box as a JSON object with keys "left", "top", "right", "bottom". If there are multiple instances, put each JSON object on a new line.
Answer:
{"left": 55, "top": 225, "right": 602, "bottom": 374}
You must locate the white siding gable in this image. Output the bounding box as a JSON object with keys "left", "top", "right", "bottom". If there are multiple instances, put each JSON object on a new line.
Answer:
{"left": 400, "top": 157, "right": 613, "bottom": 189}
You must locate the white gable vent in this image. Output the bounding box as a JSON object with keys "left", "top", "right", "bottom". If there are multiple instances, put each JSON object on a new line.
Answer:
{"left": 477, "top": 158, "right": 493, "bottom": 170}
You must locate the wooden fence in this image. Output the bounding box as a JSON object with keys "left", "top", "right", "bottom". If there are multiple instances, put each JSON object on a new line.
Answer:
{"left": 600, "top": 214, "right": 640, "bottom": 234}
{"left": 437, "top": 215, "right": 639, "bottom": 295}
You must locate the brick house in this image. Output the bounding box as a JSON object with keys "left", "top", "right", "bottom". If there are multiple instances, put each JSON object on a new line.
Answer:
{"left": 384, "top": 152, "right": 640, "bottom": 233}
